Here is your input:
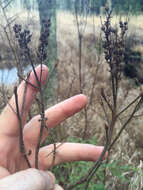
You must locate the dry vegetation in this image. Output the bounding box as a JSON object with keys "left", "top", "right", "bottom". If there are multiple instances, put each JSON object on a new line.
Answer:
{"left": 56, "top": 11, "right": 143, "bottom": 137}
{"left": 0, "top": 10, "right": 143, "bottom": 189}
{"left": 56, "top": 11, "right": 143, "bottom": 189}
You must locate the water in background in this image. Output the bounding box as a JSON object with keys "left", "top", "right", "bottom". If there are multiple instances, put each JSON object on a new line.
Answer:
{"left": 0, "top": 0, "right": 143, "bottom": 84}
{"left": 0, "top": 68, "right": 17, "bottom": 84}
{"left": 0, "top": 0, "right": 38, "bottom": 85}
{"left": 0, "top": 65, "right": 32, "bottom": 84}
{"left": 0, "top": 0, "right": 58, "bottom": 85}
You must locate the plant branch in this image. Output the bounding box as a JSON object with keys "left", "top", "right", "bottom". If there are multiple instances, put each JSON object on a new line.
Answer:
{"left": 14, "top": 86, "right": 31, "bottom": 168}
{"left": 109, "top": 96, "right": 143, "bottom": 151}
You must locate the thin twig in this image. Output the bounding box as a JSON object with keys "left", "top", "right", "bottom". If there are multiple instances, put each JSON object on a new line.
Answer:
{"left": 100, "top": 96, "right": 110, "bottom": 125}
{"left": 67, "top": 126, "right": 109, "bottom": 190}
{"left": 82, "top": 107, "right": 88, "bottom": 139}
{"left": 84, "top": 126, "right": 109, "bottom": 190}
{"left": 101, "top": 88, "right": 113, "bottom": 112}
{"left": 34, "top": 64, "right": 47, "bottom": 169}
{"left": 117, "top": 94, "right": 141, "bottom": 117}
{"left": 14, "top": 86, "right": 31, "bottom": 168}
{"left": 21, "top": 74, "right": 30, "bottom": 116}
{"left": 18, "top": 73, "right": 39, "bottom": 90}
{"left": 109, "top": 96, "right": 143, "bottom": 151}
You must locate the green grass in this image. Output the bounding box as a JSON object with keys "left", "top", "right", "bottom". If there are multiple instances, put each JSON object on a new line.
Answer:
{"left": 51, "top": 135, "right": 136, "bottom": 189}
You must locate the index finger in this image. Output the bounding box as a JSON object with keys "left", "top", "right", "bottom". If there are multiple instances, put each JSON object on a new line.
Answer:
{"left": 0, "top": 65, "right": 48, "bottom": 137}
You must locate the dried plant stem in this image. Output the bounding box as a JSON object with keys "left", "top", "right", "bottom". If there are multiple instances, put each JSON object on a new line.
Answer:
{"left": 34, "top": 74, "right": 46, "bottom": 169}
{"left": 117, "top": 94, "right": 141, "bottom": 117}
{"left": 82, "top": 107, "right": 88, "bottom": 139}
{"left": 101, "top": 88, "right": 113, "bottom": 112}
{"left": 109, "top": 96, "right": 143, "bottom": 151}
{"left": 50, "top": 143, "right": 56, "bottom": 170}
{"left": 0, "top": 3, "right": 22, "bottom": 81}
{"left": 21, "top": 54, "right": 45, "bottom": 168}
{"left": 46, "top": 142, "right": 64, "bottom": 158}
{"left": 84, "top": 126, "right": 109, "bottom": 189}
{"left": 21, "top": 74, "right": 30, "bottom": 116}
{"left": 18, "top": 74, "right": 39, "bottom": 90}
{"left": 11, "top": 17, "right": 54, "bottom": 170}
{"left": 35, "top": 105, "right": 46, "bottom": 169}
{"left": 77, "top": 7, "right": 140, "bottom": 189}
{"left": 100, "top": 97, "right": 110, "bottom": 124}
{"left": 75, "top": 1, "right": 90, "bottom": 140}
{"left": 78, "top": 34, "right": 82, "bottom": 93}
{"left": 68, "top": 127, "right": 109, "bottom": 190}
{"left": 18, "top": 46, "right": 46, "bottom": 169}
{"left": 14, "top": 86, "right": 31, "bottom": 168}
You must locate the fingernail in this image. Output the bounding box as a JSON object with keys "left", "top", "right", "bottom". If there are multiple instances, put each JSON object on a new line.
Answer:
{"left": 54, "top": 184, "right": 64, "bottom": 190}
{"left": 39, "top": 171, "right": 55, "bottom": 190}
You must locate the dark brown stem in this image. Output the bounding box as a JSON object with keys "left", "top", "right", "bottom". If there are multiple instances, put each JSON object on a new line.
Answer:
{"left": 117, "top": 95, "right": 141, "bottom": 117}
{"left": 14, "top": 86, "right": 31, "bottom": 168}
{"left": 109, "top": 96, "right": 143, "bottom": 150}
{"left": 78, "top": 33, "right": 82, "bottom": 93}
{"left": 82, "top": 107, "right": 88, "bottom": 139}
{"left": 84, "top": 127, "right": 109, "bottom": 190}
{"left": 101, "top": 88, "right": 113, "bottom": 112}
{"left": 18, "top": 74, "right": 39, "bottom": 90}
{"left": 35, "top": 84, "right": 46, "bottom": 169}
{"left": 100, "top": 97, "right": 110, "bottom": 125}
{"left": 67, "top": 126, "right": 109, "bottom": 190}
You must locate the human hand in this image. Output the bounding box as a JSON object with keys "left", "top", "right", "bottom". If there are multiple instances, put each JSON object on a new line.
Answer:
{"left": 0, "top": 168, "right": 63, "bottom": 190}
{"left": 0, "top": 65, "right": 107, "bottom": 188}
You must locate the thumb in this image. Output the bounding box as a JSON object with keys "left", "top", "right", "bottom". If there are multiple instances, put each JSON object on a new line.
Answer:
{"left": 39, "top": 171, "right": 64, "bottom": 190}
{"left": 0, "top": 168, "right": 59, "bottom": 190}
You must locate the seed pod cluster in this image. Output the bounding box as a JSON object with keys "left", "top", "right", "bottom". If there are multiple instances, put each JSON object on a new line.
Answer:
{"left": 13, "top": 24, "right": 32, "bottom": 57}
{"left": 101, "top": 7, "right": 128, "bottom": 80}
{"left": 37, "top": 19, "right": 51, "bottom": 62}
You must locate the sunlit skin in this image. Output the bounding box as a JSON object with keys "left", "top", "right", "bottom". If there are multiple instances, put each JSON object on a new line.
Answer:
{"left": 0, "top": 65, "right": 107, "bottom": 179}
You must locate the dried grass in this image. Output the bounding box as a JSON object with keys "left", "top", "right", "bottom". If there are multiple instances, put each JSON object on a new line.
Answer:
{"left": 56, "top": 11, "right": 143, "bottom": 190}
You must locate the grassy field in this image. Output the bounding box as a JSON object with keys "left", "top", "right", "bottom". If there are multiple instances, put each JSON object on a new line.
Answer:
{"left": 56, "top": 11, "right": 143, "bottom": 190}
{"left": 57, "top": 11, "right": 143, "bottom": 56}
{"left": 57, "top": 11, "right": 143, "bottom": 35}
